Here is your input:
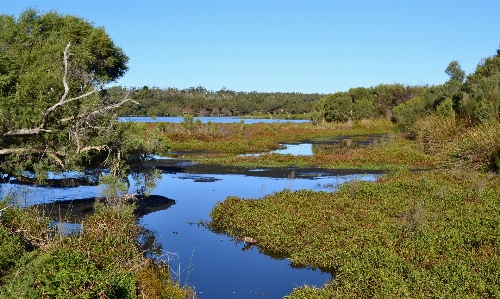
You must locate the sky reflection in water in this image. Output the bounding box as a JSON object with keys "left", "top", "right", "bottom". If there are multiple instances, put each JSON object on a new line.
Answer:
{"left": 1, "top": 169, "right": 380, "bottom": 299}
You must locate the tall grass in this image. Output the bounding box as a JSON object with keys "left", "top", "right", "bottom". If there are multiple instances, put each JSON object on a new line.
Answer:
{"left": 439, "top": 121, "right": 500, "bottom": 171}
{"left": 407, "top": 114, "right": 466, "bottom": 155}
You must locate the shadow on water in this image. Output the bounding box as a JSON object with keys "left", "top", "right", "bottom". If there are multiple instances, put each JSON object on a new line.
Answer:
{"left": 1, "top": 161, "right": 383, "bottom": 299}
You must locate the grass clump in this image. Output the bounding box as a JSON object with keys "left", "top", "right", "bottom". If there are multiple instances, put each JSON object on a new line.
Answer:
{"left": 407, "top": 114, "right": 466, "bottom": 155}
{"left": 439, "top": 121, "right": 500, "bottom": 171}
{"left": 0, "top": 198, "right": 195, "bottom": 299}
{"left": 209, "top": 169, "right": 500, "bottom": 298}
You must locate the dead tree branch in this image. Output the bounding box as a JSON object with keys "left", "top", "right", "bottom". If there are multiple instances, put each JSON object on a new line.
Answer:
{"left": 0, "top": 148, "right": 27, "bottom": 155}
{"left": 59, "top": 92, "right": 138, "bottom": 123}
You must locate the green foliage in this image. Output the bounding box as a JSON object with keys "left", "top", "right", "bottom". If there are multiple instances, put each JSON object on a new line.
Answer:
{"left": 352, "top": 98, "right": 377, "bottom": 121}
{"left": 0, "top": 9, "right": 170, "bottom": 193}
{"left": 439, "top": 121, "right": 500, "bottom": 172}
{"left": 0, "top": 8, "right": 128, "bottom": 129}
{"left": 391, "top": 97, "right": 429, "bottom": 129}
{"left": 0, "top": 225, "right": 24, "bottom": 279}
{"left": 210, "top": 170, "right": 500, "bottom": 298}
{"left": 0, "top": 200, "right": 195, "bottom": 298}
{"left": 435, "top": 97, "right": 455, "bottom": 117}
{"left": 181, "top": 114, "right": 195, "bottom": 131}
{"left": 445, "top": 60, "right": 465, "bottom": 83}
{"left": 110, "top": 85, "right": 323, "bottom": 117}
{"left": 99, "top": 174, "right": 129, "bottom": 200}
{"left": 316, "top": 93, "right": 353, "bottom": 122}
{"left": 1, "top": 248, "right": 137, "bottom": 299}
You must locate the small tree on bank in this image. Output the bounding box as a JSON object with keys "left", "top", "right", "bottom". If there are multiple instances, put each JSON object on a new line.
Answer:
{"left": 0, "top": 9, "right": 169, "bottom": 194}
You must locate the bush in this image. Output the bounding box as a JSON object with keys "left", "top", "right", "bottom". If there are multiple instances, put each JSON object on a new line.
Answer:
{"left": 407, "top": 114, "right": 466, "bottom": 155}
{"left": 317, "top": 93, "right": 353, "bottom": 122}
{"left": 0, "top": 201, "right": 196, "bottom": 299}
{"left": 392, "top": 97, "right": 428, "bottom": 129}
{"left": 439, "top": 121, "right": 500, "bottom": 171}
{"left": 0, "top": 248, "right": 137, "bottom": 299}
{"left": 352, "top": 98, "right": 378, "bottom": 121}
{"left": 0, "top": 225, "right": 24, "bottom": 280}
{"left": 436, "top": 97, "right": 455, "bottom": 117}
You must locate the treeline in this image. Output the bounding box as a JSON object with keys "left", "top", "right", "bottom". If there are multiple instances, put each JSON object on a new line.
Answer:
{"left": 108, "top": 82, "right": 454, "bottom": 122}
{"left": 110, "top": 45, "right": 500, "bottom": 134}
{"left": 108, "top": 84, "right": 436, "bottom": 120}
{"left": 106, "top": 86, "right": 323, "bottom": 117}
{"left": 315, "top": 46, "right": 500, "bottom": 129}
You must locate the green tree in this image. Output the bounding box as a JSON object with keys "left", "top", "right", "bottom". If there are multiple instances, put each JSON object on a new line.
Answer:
{"left": 392, "top": 96, "right": 428, "bottom": 129}
{"left": 352, "top": 98, "right": 378, "bottom": 120}
{"left": 0, "top": 9, "right": 168, "bottom": 190}
{"left": 458, "top": 48, "right": 500, "bottom": 123}
{"left": 445, "top": 60, "right": 466, "bottom": 83}
{"left": 315, "top": 92, "right": 353, "bottom": 122}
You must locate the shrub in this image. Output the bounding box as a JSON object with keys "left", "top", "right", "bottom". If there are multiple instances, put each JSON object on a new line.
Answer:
{"left": 352, "top": 98, "right": 378, "bottom": 121}
{"left": 439, "top": 121, "right": 500, "bottom": 171}
{"left": 392, "top": 96, "right": 428, "bottom": 129}
{"left": 0, "top": 225, "right": 24, "bottom": 280}
{"left": 0, "top": 248, "right": 137, "bottom": 299}
{"left": 436, "top": 97, "right": 455, "bottom": 117}
{"left": 317, "top": 93, "right": 353, "bottom": 122}
{"left": 407, "top": 114, "right": 466, "bottom": 155}
{"left": 0, "top": 200, "right": 196, "bottom": 299}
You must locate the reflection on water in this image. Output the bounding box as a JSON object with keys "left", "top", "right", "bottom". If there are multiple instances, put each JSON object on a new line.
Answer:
{"left": 311, "top": 134, "right": 392, "bottom": 155}
{"left": 140, "top": 171, "right": 379, "bottom": 298}
{"left": 1, "top": 167, "right": 381, "bottom": 299}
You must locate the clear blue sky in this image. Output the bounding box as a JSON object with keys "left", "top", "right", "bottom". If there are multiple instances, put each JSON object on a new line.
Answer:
{"left": 1, "top": 0, "right": 499, "bottom": 94}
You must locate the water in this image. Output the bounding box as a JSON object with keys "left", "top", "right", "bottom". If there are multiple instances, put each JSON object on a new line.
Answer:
{"left": 118, "top": 116, "right": 310, "bottom": 124}
{"left": 141, "top": 170, "right": 379, "bottom": 298}
{"left": 1, "top": 166, "right": 381, "bottom": 298}
{"left": 242, "top": 134, "right": 392, "bottom": 157}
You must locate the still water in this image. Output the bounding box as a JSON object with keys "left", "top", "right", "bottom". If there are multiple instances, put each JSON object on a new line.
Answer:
{"left": 118, "top": 116, "right": 310, "bottom": 124}
{"left": 1, "top": 165, "right": 380, "bottom": 298}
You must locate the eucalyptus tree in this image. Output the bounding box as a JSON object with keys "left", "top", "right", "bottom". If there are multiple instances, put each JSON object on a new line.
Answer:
{"left": 0, "top": 9, "right": 168, "bottom": 194}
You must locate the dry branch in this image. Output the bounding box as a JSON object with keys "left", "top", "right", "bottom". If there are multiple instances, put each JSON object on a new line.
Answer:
{"left": 1, "top": 42, "right": 103, "bottom": 138}
{"left": 59, "top": 92, "right": 138, "bottom": 123}
{"left": 0, "top": 148, "right": 27, "bottom": 155}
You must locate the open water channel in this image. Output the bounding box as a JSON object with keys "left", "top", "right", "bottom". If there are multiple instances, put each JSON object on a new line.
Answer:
{"left": 2, "top": 162, "right": 381, "bottom": 298}
{"left": 1, "top": 119, "right": 388, "bottom": 298}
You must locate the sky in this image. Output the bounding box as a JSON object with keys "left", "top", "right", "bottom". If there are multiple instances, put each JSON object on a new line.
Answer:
{"left": 1, "top": 0, "right": 499, "bottom": 94}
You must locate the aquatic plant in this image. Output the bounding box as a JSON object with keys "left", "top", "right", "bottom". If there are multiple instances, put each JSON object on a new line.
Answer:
{"left": 209, "top": 169, "right": 500, "bottom": 298}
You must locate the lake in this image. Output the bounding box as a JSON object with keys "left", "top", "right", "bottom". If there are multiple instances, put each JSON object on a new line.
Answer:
{"left": 1, "top": 162, "right": 381, "bottom": 298}
{"left": 118, "top": 116, "right": 310, "bottom": 124}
